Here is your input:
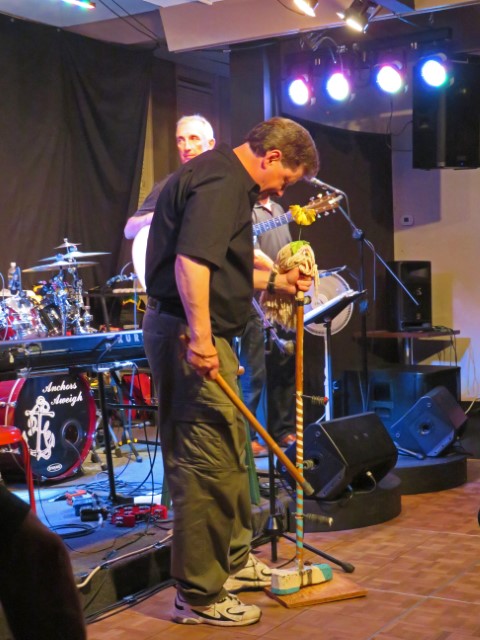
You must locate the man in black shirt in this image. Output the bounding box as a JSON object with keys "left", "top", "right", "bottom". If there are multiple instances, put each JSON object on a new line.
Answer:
{"left": 143, "top": 117, "right": 319, "bottom": 627}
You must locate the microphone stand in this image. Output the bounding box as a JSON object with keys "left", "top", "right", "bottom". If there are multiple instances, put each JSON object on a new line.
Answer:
{"left": 309, "top": 178, "right": 419, "bottom": 413}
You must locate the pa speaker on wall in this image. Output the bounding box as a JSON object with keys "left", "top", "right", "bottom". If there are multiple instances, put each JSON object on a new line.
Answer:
{"left": 278, "top": 413, "right": 398, "bottom": 500}
{"left": 386, "top": 261, "right": 432, "bottom": 331}
{"left": 389, "top": 386, "right": 467, "bottom": 457}
{"left": 412, "top": 59, "right": 480, "bottom": 169}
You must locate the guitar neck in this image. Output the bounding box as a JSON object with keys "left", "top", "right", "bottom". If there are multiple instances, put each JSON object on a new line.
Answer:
{"left": 253, "top": 211, "right": 293, "bottom": 237}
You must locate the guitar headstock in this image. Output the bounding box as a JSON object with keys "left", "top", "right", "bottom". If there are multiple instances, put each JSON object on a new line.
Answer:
{"left": 288, "top": 193, "right": 341, "bottom": 226}
{"left": 307, "top": 193, "right": 341, "bottom": 216}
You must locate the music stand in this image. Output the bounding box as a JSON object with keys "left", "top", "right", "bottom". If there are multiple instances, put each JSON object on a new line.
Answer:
{"left": 304, "top": 289, "right": 366, "bottom": 420}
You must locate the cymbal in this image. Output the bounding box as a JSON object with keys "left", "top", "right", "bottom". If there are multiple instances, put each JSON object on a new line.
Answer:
{"left": 23, "top": 261, "right": 97, "bottom": 273}
{"left": 39, "top": 251, "right": 110, "bottom": 262}
{"left": 55, "top": 240, "right": 81, "bottom": 249}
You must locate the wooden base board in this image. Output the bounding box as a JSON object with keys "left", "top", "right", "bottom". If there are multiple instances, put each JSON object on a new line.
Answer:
{"left": 265, "top": 572, "right": 367, "bottom": 608}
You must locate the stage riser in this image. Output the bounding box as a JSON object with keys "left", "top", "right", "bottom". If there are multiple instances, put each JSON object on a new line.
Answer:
{"left": 394, "top": 454, "right": 468, "bottom": 495}
{"left": 286, "top": 474, "right": 402, "bottom": 533}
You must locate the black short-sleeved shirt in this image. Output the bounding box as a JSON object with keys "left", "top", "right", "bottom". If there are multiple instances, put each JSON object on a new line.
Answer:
{"left": 134, "top": 175, "right": 171, "bottom": 216}
{"left": 145, "top": 144, "right": 259, "bottom": 340}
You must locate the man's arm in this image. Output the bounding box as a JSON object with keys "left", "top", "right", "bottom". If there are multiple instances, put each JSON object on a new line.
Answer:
{"left": 253, "top": 267, "right": 311, "bottom": 295}
{"left": 254, "top": 248, "right": 274, "bottom": 271}
{"left": 175, "top": 254, "right": 219, "bottom": 379}
{"left": 124, "top": 211, "right": 153, "bottom": 240}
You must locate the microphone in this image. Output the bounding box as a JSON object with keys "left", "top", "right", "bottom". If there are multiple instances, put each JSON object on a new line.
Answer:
{"left": 308, "top": 176, "right": 344, "bottom": 195}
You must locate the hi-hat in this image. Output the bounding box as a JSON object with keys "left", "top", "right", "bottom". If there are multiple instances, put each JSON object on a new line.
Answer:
{"left": 39, "top": 251, "right": 110, "bottom": 262}
{"left": 55, "top": 240, "right": 81, "bottom": 249}
{"left": 23, "top": 261, "right": 97, "bottom": 273}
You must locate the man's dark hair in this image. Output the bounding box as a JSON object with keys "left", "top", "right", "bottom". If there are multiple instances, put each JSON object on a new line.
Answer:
{"left": 245, "top": 117, "right": 320, "bottom": 178}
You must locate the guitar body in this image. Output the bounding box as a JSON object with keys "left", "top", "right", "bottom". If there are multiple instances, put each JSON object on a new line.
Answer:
{"left": 131, "top": 224, "right": 150, "bottom": 291}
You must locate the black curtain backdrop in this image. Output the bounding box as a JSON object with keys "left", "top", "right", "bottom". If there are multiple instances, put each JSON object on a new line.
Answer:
{"left": 280, "top": 118, "right": 394, "bottom": 423}
{"left": 0, "top": 15, "right": 152, "bottom": 291}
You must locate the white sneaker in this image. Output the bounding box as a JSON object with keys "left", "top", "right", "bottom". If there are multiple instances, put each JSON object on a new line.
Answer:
{"left": 172, "top": 591, "right": 261, "bottom": 626}
{"left": 224, "top": 553, "right": 272, "bottom": 593}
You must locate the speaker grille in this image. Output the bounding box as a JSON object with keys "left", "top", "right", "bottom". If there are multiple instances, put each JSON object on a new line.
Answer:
{"left": 389, "top": 386, "right": 466, "bottom": 456}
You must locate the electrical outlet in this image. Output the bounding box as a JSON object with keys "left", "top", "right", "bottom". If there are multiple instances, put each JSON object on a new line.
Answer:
{"left": 400, "top": 214, "right": 414, "bottom": 226}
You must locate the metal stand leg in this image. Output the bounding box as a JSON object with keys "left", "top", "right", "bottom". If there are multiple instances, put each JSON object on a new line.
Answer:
{"left": 323, "top": 320, "right": 334, "bottom": 421}
{"left": 96, "top": 371, "right": 130, "bottom": 504}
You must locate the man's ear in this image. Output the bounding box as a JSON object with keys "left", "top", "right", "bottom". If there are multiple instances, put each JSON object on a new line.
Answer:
{"left": 263, "top": 149, "right": 282, "bottom": 165}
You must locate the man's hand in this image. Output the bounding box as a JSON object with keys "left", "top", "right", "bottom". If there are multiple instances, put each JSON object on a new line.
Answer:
{"left": 286, "top": 266, "right": 312, "bottom": 291}
{"left": 186, "top": 346, "right": 220, "bottom": 380}
{"left": 181, "top": 334, "right": 219, "bottom": 380}
{"left": 277, "top": 267, "right": 312, "bottom": 295}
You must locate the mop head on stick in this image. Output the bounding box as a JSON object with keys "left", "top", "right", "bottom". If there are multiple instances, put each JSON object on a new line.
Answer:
{"left": 260, "top": 240, "right": 319, "bottom": 331}
{"left": 270, "top": 563, "right": 333, "bottom": 595}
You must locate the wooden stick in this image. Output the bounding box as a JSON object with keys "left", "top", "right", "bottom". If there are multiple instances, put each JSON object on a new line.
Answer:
{"left": 214, "top": 373, "right": 314, "bottom": 496}
{"left": 295, "top": 290, "right": 305, "bottom": 572}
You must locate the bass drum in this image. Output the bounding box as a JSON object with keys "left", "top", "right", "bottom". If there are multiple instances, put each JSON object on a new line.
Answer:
{"left": 304, "top": 272, "right": 354, "bottom": 336}
{"left": 0, "top": 374, "right": 96, "bottom": 480}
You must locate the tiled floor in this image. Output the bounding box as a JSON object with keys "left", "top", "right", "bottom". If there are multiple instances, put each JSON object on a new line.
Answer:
{"left": 87, "top": 459, "right": 480, "bottom": 640}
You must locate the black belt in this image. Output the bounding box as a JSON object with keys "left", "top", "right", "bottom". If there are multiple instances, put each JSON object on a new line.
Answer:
{"left": 147, "top": 297, "right": 186, "bottom": 320}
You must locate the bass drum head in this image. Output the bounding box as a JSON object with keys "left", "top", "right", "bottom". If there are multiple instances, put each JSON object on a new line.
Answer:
{"left": 304, "top": 273, "right": 354, "bottom": 336}
{"left": 0, "top": 374, "right": 96, "bottom": 480}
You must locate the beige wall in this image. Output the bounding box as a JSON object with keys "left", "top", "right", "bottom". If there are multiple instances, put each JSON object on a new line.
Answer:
{"left": 392, "top": 129, "right": 480, "bottom": 400}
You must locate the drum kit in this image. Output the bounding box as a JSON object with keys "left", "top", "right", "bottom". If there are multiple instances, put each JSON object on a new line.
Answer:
{"left": 0, "top": 239, "right": 109, "bottom": 342}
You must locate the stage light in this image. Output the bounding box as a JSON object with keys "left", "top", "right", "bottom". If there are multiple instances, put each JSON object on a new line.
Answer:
{"left": 375, "top": 62, "right": 405, "bottom": 94}
{"left": 294, "top": 0, "right": 318, "bottom": 17}
{"left": 419, "top": 55, "right": 449, "bottom": 87}
{"left": 61, "top": 0, "right": 95, "bottom": 7}
{"left": 287, "top": 76, "right": 314, "bottom": 106}
{"left": 337, "top": 0, "right": 380, "bottom": 33}
{"left": 325, "top": 71, "right": 351, "bottom": 102}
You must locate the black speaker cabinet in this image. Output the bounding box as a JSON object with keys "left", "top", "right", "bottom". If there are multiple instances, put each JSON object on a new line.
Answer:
{"left": 386, "top": 261, "right": 432, "bottom": 331}
{"left": 343, "top": 364, "right": 460, "bottom": 429}
{"left": 389, "top": 386, "right": 467, "bottom": 457}
{"left": 278, "top": 412, "right": 398, "bottom": 500}
{"left": 412, "top": 59, "right": 480, "bottom": 169}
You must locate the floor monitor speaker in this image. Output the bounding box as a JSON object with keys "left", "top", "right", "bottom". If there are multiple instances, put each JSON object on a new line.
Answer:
{"left": 278, "top": 412, "right": 398, "bottom": 500}
{"left": 389, "top": 386, "right": 467, "bottom": 457}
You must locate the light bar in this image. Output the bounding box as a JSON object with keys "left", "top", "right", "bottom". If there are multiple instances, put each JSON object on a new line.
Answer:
{"left": 61, "top": 0, "right": 96, "bottom": 9}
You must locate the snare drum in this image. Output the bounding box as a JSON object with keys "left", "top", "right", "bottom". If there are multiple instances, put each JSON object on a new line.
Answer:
{"left": 0, "top": 374, "right": 96, "bottom": 480}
